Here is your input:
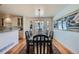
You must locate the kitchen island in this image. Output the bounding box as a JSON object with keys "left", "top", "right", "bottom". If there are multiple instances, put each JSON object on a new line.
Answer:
{"left": 0, "top": 27, "right": 19, "bottom": 54}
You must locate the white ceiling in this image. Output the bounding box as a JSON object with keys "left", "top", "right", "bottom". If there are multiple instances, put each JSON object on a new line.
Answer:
{"left": 0, "top": 4, "right": 68, "bottom": 17}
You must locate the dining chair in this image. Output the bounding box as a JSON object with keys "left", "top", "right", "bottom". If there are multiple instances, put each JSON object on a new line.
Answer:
{"left": 25, "top": 31, "right": 30, "bottom": 54}
{"left": 25, "top": 31, "right": 30, "bottom": 40}
{"left": 49, "top": 31, "right": 53, "bottom": 39}
{"left": 33, "top": 34, "right": 53, "bottom": 54}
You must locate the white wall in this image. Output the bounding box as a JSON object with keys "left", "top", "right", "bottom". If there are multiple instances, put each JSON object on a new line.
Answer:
{"left": 23, "top": 17, "right": 31, "bottom": 38}
{"left": 54, "top": 29, "right": 79, "bottom": 53}
{"left": 53, "top": 5, "right": 79, "bottom": 53}
{"left": 53, "top": 5, "right": 79, "bottom": 20}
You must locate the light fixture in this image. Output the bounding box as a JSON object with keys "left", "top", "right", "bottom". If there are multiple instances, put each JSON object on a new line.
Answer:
{"left": 35, "top": 8, "right": 44, "bottom": 17}
{"left": 4, "top": 17, "right": 12, "bottom": 23}
{"left": 38, "top": 9, "right": 41, "bottom": 17}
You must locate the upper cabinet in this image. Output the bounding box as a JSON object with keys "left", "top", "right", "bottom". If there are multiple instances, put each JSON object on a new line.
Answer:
{"left": 0, "top": 13, "right": 23, "bottom": 30}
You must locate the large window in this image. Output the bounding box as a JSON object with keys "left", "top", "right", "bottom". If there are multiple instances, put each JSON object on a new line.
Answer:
{"left": 54, "top": 11, "right": 79, "bottom": 30}
{"left": 58, "top": 20, "right": 63, "bottom": 30}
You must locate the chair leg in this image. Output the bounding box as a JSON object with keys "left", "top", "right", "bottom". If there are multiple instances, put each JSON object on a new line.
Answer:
{"left": 50, "top": 46, "right": 53, "bottom": 54}
{"left": 27, "top": 46, "right": 29, "bottom": 54}
{"left": 26, "top": 42, "right": 29, "bottom": 54}
{"left": 50, "top": 42, "right": 53, "bottom": 54}
{"left": 52, "top": 45, "right": 53, "bottom": 54}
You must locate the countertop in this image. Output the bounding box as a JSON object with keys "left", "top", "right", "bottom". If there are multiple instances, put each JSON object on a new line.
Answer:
{"left": 0, "top": 26, "right": 19, "bottom": 33}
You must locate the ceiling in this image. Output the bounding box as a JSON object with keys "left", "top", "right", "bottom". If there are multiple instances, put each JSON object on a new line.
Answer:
{"left": 0, "top": 4, "right": 68, "bottom": 17}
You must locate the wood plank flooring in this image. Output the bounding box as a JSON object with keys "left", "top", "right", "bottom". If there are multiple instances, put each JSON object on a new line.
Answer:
{"left": 6, "top": 38, "right": 73, "bottom": 54}
{"left": 19, "top": 45, "right": 61, "bottom": 54}
{"left": 6, "top": 39, "right": 26, "bottom": 54}
{"left": 53, "top": 39, "right": 72, "bottom": 54}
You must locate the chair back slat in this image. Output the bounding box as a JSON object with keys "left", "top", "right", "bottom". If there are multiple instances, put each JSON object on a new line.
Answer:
{"left": 33, "top": 37, "right": 35, "bottom": 53}
{"left": 43, "top": 37, "right": 45, "bottom": 54}
{"left": 36, "top": 37, "right": 38, "bottom": 54}
{"left": 40, "top": 36, "right": 42, "bottom": 54}
{"left": 49, "top": 31, "right": 53, "bottom": 39}
{"left": 33, "top": 34, "right": 52, "bottom": 54}
{"left": 25, "top": 31, "right": 30, "bottom": 40}
{"left": 47, "top": 38, "right": 49, "bottom": 54}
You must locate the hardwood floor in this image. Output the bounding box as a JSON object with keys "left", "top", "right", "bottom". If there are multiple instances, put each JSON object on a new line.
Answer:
{"left": 53, "top": 39, "right": 72, "bottom": 54}
{"left": 19, "top": 45, "right": 61, "bottom": 54}
{"left": 20, "top": 39, "right": 73, "bottom": 54}
{"left": 6, "top": 39, "right": 61, "bottom": 54}
{"left": 6, "top": 39, "right": 26, "bottom": 54}
{"left": 6, "top": 38, "right": 73, "bottom": 54}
